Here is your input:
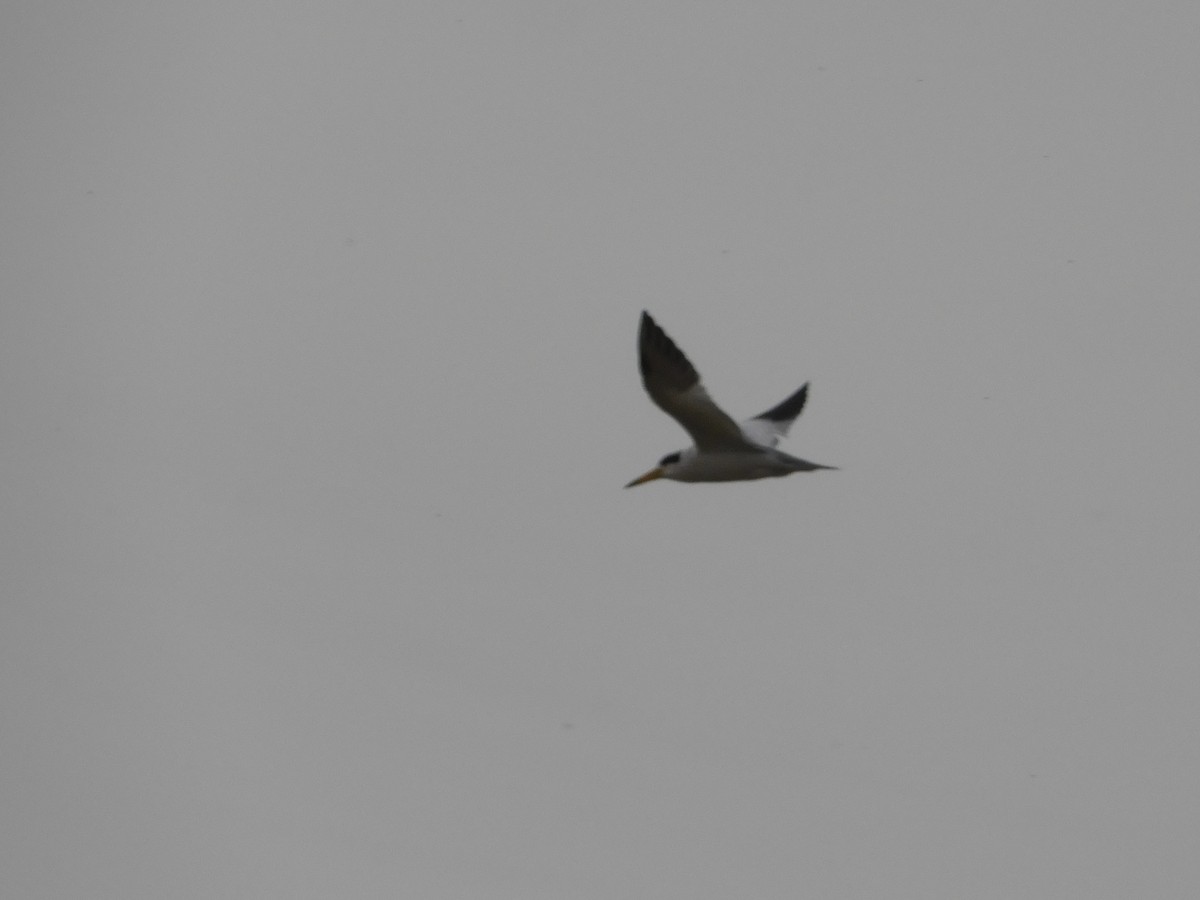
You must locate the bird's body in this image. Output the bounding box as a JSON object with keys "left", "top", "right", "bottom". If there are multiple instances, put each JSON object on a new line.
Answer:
{"left": 626, "top": 311, "right": 836, "bottom": 487}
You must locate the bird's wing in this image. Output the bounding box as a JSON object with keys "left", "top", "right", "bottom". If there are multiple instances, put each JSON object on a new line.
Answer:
{"left": 739, "top": 383, "right": 809, "bottom": 448}
{"left": 637, "top": 311, "right": 749, "bottom": 451}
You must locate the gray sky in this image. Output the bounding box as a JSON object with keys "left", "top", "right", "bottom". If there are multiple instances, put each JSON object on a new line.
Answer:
{"left": 5, "top": 3, "right": 1200, "bottom": 897}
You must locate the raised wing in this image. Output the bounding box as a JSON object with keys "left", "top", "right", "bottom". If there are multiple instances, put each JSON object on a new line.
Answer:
{"left": 740, "top": 383, "right": 809, "bottom": 448}
{"left": 637, "top": 311, "right": 748, "bottom": 451}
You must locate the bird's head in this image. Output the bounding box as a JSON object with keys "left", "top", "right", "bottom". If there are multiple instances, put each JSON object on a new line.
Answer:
{"left": 625, "top": 451, "right": 683, "bottom": 488}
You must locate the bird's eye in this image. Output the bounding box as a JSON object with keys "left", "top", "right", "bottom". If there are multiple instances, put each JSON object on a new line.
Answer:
{"left": 659, "top": 452, "right": 681, "bottom": 467}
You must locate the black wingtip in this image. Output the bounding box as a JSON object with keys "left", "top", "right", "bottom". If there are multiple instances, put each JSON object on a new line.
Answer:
{"left": 638, "top": 310, "right": 657, "bottom": 338}
{"left": 752, "top": 382, "right": 810, "bottom": 424}
{"left": 637, "top": 310, "right": 697, "bottom": 389}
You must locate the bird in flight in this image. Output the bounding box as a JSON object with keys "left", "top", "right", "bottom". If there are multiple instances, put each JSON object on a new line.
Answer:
{"left": 626, "top": 311, "right": 837, "bottom": 487}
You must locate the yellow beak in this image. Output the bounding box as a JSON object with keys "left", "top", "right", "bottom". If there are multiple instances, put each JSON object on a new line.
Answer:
{"left": 624, "top": 466, "right": 665, "bottom": 488}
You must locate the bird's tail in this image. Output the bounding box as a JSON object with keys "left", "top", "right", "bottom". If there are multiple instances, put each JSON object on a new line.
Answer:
{"left": 778, "top": 451, "right": 838, "bottom": 472}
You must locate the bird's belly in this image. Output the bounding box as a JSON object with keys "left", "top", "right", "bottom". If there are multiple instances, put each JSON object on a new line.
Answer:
{"left": 676, "top": 451, "right": 787, "bottom": 482}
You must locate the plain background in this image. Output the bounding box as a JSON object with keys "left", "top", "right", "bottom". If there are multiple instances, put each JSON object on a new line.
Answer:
{"left": 4, "top": 3, "right": 1200, "bottom": 897}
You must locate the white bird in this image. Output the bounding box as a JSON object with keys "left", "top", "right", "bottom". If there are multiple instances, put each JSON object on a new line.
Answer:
{"left": 626, "top": 311, "right": 837, "bottom": 487}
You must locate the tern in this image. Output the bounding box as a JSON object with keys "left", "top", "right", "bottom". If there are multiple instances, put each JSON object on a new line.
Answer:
{"left": 626, "top": 311, "right": 837, "bottom": 487}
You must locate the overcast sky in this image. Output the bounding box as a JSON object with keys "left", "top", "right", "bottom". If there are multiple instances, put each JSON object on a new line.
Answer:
{"left": 5, "top": 3, "right": 1200, "bottom": 898}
